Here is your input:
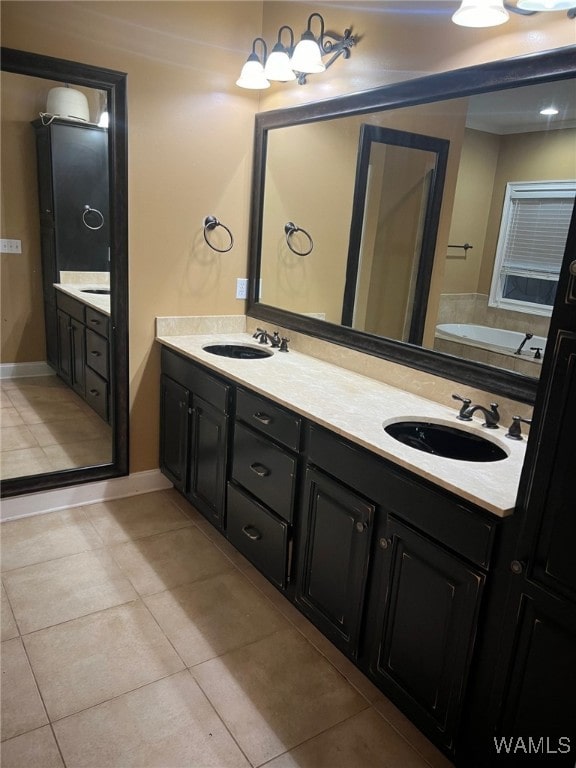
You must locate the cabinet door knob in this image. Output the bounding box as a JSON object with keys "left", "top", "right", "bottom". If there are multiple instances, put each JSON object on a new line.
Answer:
{"left": 570, "top": 260, "right": 576, "bottom": 277}
{"left": 242, "top": 525, "right": 262, "bottom": 541}
{"left": 355, "top": 521, "right": 367, "bottom": 533}
{"left": 379, "top": 537, "right": 391, "bottom": 550}
{"left": 510, "top": 560, "right": 525, "bottom": 575}
{"left": 250, "top": 462, "right": 270, "bottom": 477}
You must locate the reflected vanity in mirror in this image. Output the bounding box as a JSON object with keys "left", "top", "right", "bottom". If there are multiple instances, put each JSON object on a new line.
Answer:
{"left": 0, "top": 48, "right": 128, "bottom": 498}
{"left": 248, "top": 47, "right": 576, "bottom": 403}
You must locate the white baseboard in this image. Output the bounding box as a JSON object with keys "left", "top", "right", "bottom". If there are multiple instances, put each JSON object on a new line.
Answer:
{"left": 0, "top": 470, "right": 173, "bottom": 522}
{"left": 0, "top": 361, "right": 55, "bottom": 379}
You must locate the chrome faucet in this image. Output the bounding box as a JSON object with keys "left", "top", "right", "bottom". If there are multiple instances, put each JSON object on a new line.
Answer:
{"left": 514, "top": 332, "right": 533, "bottom": 355}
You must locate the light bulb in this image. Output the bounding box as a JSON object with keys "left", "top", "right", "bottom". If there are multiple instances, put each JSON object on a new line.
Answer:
{"left": 452, "top": 0, "right": 509, "bottom": 27}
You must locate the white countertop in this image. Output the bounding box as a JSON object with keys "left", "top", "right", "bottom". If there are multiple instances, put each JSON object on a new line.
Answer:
{"left": 156, "top": 331, "right": 527, "bottom": 517}
{"left": 55, "top": 284, "right": 110, "bottom": 316}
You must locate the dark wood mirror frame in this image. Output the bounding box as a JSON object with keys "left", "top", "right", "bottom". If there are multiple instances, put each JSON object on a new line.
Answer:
{"left": 248, "top": 45, "right": 576, "bottom": 405}
{"left": 1, "top": 47, "right": 129, "bottom": 498}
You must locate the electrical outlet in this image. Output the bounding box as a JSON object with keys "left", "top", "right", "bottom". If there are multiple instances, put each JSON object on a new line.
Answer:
{"left": 236, "top": 278, "right": 248, "bottom": 300}
{"left": 0, "top": 239, "right": 22, "bottom": 254}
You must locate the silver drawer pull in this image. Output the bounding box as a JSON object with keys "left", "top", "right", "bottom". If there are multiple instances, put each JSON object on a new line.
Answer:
{"left": 89, "top": 319, "right": 101, "bottom": 325}
{"left": 89, "top": 389, "right": 100, "bottom": 397}
{"left": 90, "top": 350, "right": 101, "bottom": 357}
{"left": 253, "top": 412, "right": 272, "bottom": 425}
{"left": 242, "top": 525, "right": 262, "bottom": 541}
{"left": 250, "top": 462, "right": 270, "bottom": 477}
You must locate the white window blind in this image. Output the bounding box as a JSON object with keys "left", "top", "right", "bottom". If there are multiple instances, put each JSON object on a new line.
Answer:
{"left": 502, "top": 196, "right": 574, "bottom": 277}
{"left": 489, "top": 181, "right": 576, "bottom": 316}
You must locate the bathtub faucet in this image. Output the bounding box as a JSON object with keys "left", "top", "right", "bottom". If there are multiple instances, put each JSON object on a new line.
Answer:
{"left": 514, "top": 332, "right": 533, "bottom": 355}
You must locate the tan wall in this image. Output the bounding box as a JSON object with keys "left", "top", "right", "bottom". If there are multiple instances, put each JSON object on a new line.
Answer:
{"left": 444, "top": 128, "right": 501, "bottom": 295}
{"left": 1, "top": 1, "right": 572, "bottom": 475}
{"left": 0, "top": 72, "right": 47, "bottom": 363}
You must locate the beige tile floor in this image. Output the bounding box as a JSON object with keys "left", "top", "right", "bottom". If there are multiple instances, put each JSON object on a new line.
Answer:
{"left": 0, "top": 376, "right": 112, "bottom": 480}
{"left": 0, "top": 489, "right": 455, "bottom": 768}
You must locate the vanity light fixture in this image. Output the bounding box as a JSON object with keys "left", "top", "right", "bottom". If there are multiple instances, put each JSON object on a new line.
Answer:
{"left": 236, "top": 12, "right": 356, "bottom": 89}
{"left": 264, "top": 26, "right": 296, "bottom": 82}
{"left": 452, "top": 0, "right": 576, "bottom": 26}
{"left": 452, "top": 0, "right": 510, "bottom": 27}
{"left": 236, "top": 38, "right": 270, "bottom": 90}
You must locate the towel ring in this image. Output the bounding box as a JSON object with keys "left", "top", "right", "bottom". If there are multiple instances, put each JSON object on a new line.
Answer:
{"left": 284, "top": 222, "right": 313, "bottom": 256}
{"left": 82, "top": 205, "right": 105, "bottom": 231}
{"left": 203, "top": 215, "right": 234, "bottom": 253}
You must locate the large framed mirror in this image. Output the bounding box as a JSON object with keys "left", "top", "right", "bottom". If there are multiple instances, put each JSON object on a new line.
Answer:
{"left": 248, "top": 46, "right": 576, "bottom": 404}
{"left": 1, "top": 48, "right": 128, "bottom": 498}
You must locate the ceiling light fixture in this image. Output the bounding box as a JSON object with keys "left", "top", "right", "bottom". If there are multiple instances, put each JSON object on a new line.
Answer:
{"left": 452, "top": 0, "right": 576, "bottom": 26}
{"left": 236, "top": 13, "right": 356, "bottom": 90}
{"left": 540, "top": 106, "right": 560, "bottom": 114}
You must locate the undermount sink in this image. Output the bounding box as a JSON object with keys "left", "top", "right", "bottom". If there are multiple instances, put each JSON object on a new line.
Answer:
{"left": 203, "top": 343, "right": 273, "bottom": 360}
{"left": 384, "top": 420, "right": 507, "bottom": 462}
{"left": 80, "top": 288, "right": 110, "bottom": 295}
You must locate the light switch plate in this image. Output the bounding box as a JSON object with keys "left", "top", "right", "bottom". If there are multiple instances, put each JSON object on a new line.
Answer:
{"left": 0, "top": 239, "right": 22, "bottom": 254}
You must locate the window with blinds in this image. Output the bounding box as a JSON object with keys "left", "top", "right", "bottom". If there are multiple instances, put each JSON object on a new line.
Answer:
{"left": 489, "top": 181, "right": 576, "bottom": 316}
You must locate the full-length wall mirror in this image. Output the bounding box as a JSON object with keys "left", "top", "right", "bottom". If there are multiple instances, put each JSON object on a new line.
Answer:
{"left": 0, "top": 48, "right": 128, "bottom": 498}
{"left": 248, "top": 47, "right": 576, "bottom": 404}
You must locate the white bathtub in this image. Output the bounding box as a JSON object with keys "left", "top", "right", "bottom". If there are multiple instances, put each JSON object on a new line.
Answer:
{"left": 435, "top": 323, "right": 547, "bottom": 359}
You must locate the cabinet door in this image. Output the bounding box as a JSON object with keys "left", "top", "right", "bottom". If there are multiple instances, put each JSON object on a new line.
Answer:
{"left": 296, "top": 468, "right": 374, "bottom": 658}
{"left": 70, "top": 317, "right": 85, "bottom": 396}
{"left": 370, "top": 517, "right": 482, "bottom": 750}
{"left": 159, "top": 375, "right": 189, "bottom": 492}
{"left": 188, "top": 394, "right": 228, "bottom": 529}
{"left": 56, "top": 310, "right": 72, "bottom": 384}
{"left": 51, "top": 123, "right": 110, "bottom": 273}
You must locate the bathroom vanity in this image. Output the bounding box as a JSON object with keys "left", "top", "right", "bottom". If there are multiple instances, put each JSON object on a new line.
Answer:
{"left": 157, "top": 323, "right": 525, "bottom": 758}
{"left": 55, "top": 284, "right": 111, "bottom": 422}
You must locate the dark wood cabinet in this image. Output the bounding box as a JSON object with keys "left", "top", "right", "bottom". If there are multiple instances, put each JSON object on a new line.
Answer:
{"left": 189, "top": 395, "right": 228, "bottom": 528}
{"left": 55, "top": 291, "right": 110, "bottom": 421}
{"left": 369, "top": 516, "right": 483, "bottom": 751}
{"left": 160, "top": 348, "right": 231, "bottom": 529}
{"left": 56, "top": 294, "right": 85, "bottom": 396}
{"left": 296, "top": 466, "right": 374, "bottom": 657}
{"left": 159, "top": 374, "right": 189, "bottom": 493}
{"left": 460, "top": 214, "right": 576, "bottom": 767}
{"left": 33, "top": 119, "right": 109, "bottom": 370}
{"left": 227, "top": 387, "right": 301, "bottom": 587}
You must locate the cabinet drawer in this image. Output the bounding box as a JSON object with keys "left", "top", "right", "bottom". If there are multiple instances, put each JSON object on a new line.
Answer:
{"left": 86, "top": 329, "right": 109, "bottom": 380}
{"left": 236, "top": 388, "right": 300, "bottom": 450}
{"left": 227, "top": 483, "right": 289, "bottom": 589}
{"left": 56, "top": 291, "right": 85, "bottom": 322}
{"left": 85, "top": 307, "right": 109, "bottom": 338}
{"left": 85, "top": 367, "right": 109, "bottom": 421}
{"left": 161, "top": 348, "right": 230, "bottom": 413}
{"left": 232, "top": 423, "right": 297, "bottom": 523}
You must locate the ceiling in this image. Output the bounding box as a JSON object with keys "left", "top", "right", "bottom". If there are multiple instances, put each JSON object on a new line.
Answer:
{"left": 466, "top": 78, "right": 576, "bottom": 133}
